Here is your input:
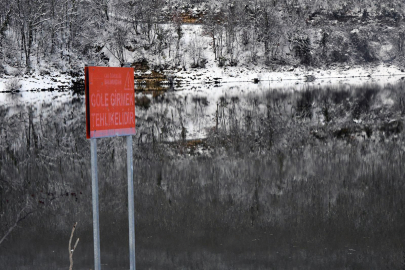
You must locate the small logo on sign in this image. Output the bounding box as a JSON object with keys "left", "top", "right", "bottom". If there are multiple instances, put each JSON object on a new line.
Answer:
{"left": 124, "top": 72, "right": 133, "bottom": 91}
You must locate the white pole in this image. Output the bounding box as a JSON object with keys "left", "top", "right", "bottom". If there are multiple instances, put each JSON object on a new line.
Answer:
{"left": 127, "top": 135, "right": 136, "bottom": 270}
{"left": 91, "top": 138, "right": 101, "bottom": 270}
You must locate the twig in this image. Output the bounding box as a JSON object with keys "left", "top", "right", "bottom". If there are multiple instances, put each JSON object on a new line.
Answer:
{"left": 69, "top": 222, "right": 79, "bottom": 270}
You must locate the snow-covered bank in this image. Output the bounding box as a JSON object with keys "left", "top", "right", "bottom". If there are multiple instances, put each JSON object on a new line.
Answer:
{"left": 172, "top": 63, "right": 405, "bottom": 87}
{"left": 1, "top": 63, "right": 404, "bottom": 94}
{"left": 0, "top": 72, "right": 74, "bottom": 93}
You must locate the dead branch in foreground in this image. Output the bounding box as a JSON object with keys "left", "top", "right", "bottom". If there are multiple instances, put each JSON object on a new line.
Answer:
{"left": 69, "top": 222, "right": 79, "bottom": 270}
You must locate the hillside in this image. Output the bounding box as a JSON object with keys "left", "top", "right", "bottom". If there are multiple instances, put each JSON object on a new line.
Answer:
{"left": 1, "top": 0, "right": 405, "bottom": 90}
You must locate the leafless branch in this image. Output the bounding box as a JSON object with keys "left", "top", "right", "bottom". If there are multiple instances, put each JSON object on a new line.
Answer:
{"left": 69, "top": 222, "right": 79, "bottom": 270}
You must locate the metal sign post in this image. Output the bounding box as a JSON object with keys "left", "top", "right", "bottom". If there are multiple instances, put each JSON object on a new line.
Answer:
{"left": 85, "top": 66, "right": 136, "bottom": 270}
{"left": 90, "top": 138, "right": 101, "bottom": 270}
{"left": 127, "top": 136, "right": 136, "bottom": 270}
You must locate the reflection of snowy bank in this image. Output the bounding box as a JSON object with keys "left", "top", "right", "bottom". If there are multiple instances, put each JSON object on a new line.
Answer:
{"left": 136, "top": 75, "right": 405, "bottom": 143}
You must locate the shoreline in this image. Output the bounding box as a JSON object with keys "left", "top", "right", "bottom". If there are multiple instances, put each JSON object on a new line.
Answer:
{"left": 172, "top": 63, "right": 405, "bottom": 84}
{"left": 0, "top": 63, "right": 404, "bottom": 93}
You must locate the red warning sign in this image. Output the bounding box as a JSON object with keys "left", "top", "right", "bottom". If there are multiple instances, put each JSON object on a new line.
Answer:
{"left": 85, "top": 66, "right": 135, "bottom": 139}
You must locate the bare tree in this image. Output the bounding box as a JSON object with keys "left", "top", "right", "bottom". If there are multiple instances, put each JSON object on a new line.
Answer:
{"left": 105, "top": 23, "right": 129, "bottom": 66}
{"left": 15, "top": 0, "right": 49, "bottom": 72}
{"left": 189, "top": 34, "right": 205, "bottom": 68}
{"left": 173, "top": 9, "right": 183, "bottom": 66}
{"left": 0, "top": 3, "right": 12, "bottom": 61}
{"left": 256, "top": 1, "right": 283, "bottom": 64}
{"left": 89, "top": 0, "right": 111, "bottom": 22}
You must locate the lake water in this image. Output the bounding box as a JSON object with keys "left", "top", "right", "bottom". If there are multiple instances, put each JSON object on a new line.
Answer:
{"left": 1, "top": 77, "right": 405, "bottom": 269}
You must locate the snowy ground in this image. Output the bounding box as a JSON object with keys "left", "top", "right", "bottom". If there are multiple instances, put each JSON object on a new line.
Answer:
{"left": 172, "top": 63, "right": 405, "bottom": 86}
{"left": 1, "top": 63, "right": 404, "bottom": 93}
{"left": 0, "top": 72, "right": 73, "bottom": 93}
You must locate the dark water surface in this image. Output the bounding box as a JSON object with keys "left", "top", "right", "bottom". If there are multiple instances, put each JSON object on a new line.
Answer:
{"left": 1, "top": 80, "right": 405, "bottom": 269}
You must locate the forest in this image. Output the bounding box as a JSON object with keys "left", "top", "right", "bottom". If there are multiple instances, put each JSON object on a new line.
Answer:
{"left": 0, "top": 0, "right": 405, "bottom": 77}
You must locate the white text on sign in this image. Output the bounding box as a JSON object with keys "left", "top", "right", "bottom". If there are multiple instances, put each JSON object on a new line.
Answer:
{"left": 90, "top": 93, "right": 135, "bottom": 107}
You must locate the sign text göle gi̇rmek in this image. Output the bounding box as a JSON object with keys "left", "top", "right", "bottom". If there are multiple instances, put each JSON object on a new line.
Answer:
{"left": 85, "top": 66, "right": 136, "bottom": 138}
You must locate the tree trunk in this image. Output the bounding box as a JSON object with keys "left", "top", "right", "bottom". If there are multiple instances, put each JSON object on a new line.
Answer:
{"left": 26, "top": 26, "right": 33, "bottom": 72}
{"left": 0, "top": 9, "right": 11, "bottom": 59}
{"left": 22, "top": 22, "right": 33, "bottom": 73}
{"left": 212, "top": 34, "right": 216, "bottom": 59}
